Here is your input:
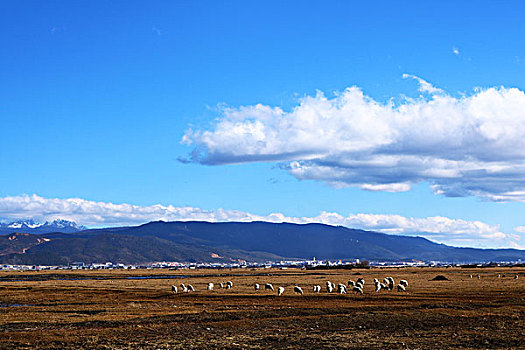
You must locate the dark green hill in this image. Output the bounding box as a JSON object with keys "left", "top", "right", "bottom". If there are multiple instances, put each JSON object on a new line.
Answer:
{"left": 1, "top": 221, "right": 524, "bottom": 264}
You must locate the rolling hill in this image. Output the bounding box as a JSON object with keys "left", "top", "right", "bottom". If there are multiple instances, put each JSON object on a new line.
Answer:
{"left": 1, "top": 221, "right": 524, "bottom": 265}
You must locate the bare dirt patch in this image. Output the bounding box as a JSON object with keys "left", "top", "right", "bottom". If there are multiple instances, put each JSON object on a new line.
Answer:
{"left": 0, "top": 267, "right": 523, "bottom": 349}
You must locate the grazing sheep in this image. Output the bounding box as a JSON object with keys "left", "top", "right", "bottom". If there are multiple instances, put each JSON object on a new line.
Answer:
{"left": 331, "top": 282, "right": 337, "bottom": 290}
{"left": 254, "top": 283, "right": 260, "bottom": 291}
{"left": 397, "top": 284, "right": 406, "bottom": 292}
{"left": 294, "top": 286, "right": 304, "bottom": 295}
{"left": 207, "top": 283, "right": 214, "bottom": 291}
{"left": 514, "top": 274, "right": 519, "bottom": 280}
{"left": 477, "top": 275, "right": 481, "bottom": 280}
{"left": 219, "top": 283, "right": 224, "bottom": 288}
{"left": 313, "top": 285, "right": 321, "bottom": 293}
{"left": 278, "top": 286, "right": 285, "bottom": 296}
{"left": 265, "top": 283, "right": 275, "bottom": 291}
{"left": 327, "top": 283, "right": 334, "bottom": 293}
{"left": 171, "top": 285, "right": 178, "bottom": 294}
{"left": 348, "top": 280, "right": 355, "bottom": 287}
{"left": 399, "top": 280, "right": 408, "bottom": 288}
{"left": 380, "top": 283, "right": 387, "bottom": 290}
{"left": 469, "top": 275, "right": 473, "bottom": 279}
{"left": 180, "top": 283, "right": 188, "bottom": 293}
{"left": 385, "top": 277, "right": 394, "bottom": 291}
{"left": 187, "top": 284, "right": 195, "bottom": 292}
{"left": 498, "top": 274, "right": 501, "bottom": 278}
{"left": 356, "top": 278, "right": 365, "bottom": 286}
{"left": 352, "top": 286, "right": 363, "bottom": 294}
{"left": 338, "top": 283, "right": 347, "bottom": 294}
{"left": 226, "top": 281, "right": 233, "bottom": 289}
{"left": 374, "top": 282, "right": 381, "bottom": 292}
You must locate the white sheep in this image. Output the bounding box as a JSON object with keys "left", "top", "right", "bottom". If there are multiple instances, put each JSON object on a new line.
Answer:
{"left": 514, "top": 274, "right": 519, "bottom": 279}
{"left": 348, "top": 280, "right": 355, "bottom": 287}
{"left": 477, "top": 275, "right": 481, "bottom": 279}
{"left": 385, "top": 277, "right": 394, "bottom": 290}
{"left": 187, "top": 284, "right": 195, "bottom": 292}
{"left": 171, "top": 285, "right": 178, "bottom": 294}
{"left": 313, "top": 285, "right": 321, "bottom": 293}
{"left": 397, "top": 284, "right": 406, "bottom": 292}
{"left": 399, "top": 280, "right": 408, "bottom": 288}
{"left": 327, "top": 284, "right": 334, "bottom": 293}
{"left": 219, "top": 283, "right": 224, "bottom": 288}
{"left": 265, "top": 283, "right": 275, "bottom": 291}
{"left": 226, "top": 281, "right": 233, "bottom": 289}
{"left": 356, "top": 278, "right": 365, "bottom": 286}
{"left": 278, "top": 286, "right": 285, "bottom": 296}
{"left": 180, "top": 283, "right": 188, "bottom": 293}
{"left": 207, "top": 283, "right": 214, "bottom": 290}
{"left": 338, "top": 283, "right": 347, "bottom": 294}
{"left": 294, "top": 286, "right": 304, "bottom": 295}
{"left": 374, "top": 282, "right": 381, "bottom": 292}
{"left": 352, "top": 286, "right": 363, "bottom": 294}
{"left": 254, "top": 283, "right": 260, "bottom": 291}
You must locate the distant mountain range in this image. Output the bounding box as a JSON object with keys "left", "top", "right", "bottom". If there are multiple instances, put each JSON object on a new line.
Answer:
{"left": 1, "top": 220, "right": 524, "bottom": 265}
{"left": 0, "top": 219, "right": 85, "bottom": 234}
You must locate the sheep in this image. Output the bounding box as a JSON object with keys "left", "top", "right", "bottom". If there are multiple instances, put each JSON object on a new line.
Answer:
{"left": 348, "top": 280, "right": 355, "bottom": 287}
{"left": 374, "top": 282, "right": 381, "bottom": 292}
{"left": 265, "top": 283, "right": 275, "bottom": 291}
{"left": 278, "top": 286, "right": 285, "bottom": 296}
{"left": 352, "top": 286, "right": 363, "bottom": 294}
{"left": 180, "top": 283, "right": 188, "bottom": 293}
{"left": 356, "top": 278, "right": 365, "bottom": 286}
{"left": 187, "top": 284, "right": 195, "bottom": 292}
{"left": 207, "top": 283, "right": 214, "bottom": 291}
{"left": 469, "top": 274, "right": 473, "bottom": 279}
{"left": 294, "top": 286, "right": 304, "bottom": 295}
{"left": 514, "top": 274, "right": 519, "bottom": 280}
{"left": 355, "top": 281, "right": 364, "bottom": 291}
{"left": 397, "top": 284, "right": 406, "bottom": 292}
{"left": 477, "top": 275, "right": 481, "bottom": 280}
{"left": 327, "top": 283, "right": 334, "bottom": 293}
{"left": 171, "top": 285, "right": 178, "bottom": 294}
{"left": 254, "top": 283, "right": 260, "bottom": 291}
{"left": 399, "top": 280, "right": 408, "bottom": 288}
{"left": 385, "top": 277, "right": 394, "bottom": 291}
{"left": 338, "top": 283, "right": 347, "bottom": 294}
{"left": 380, "top": 283, "right": 387, "bottom": 290}
{"left": 313, "top": 285, "right": 321, "bottom": 293}
{"left": 331, "top": 282, "right": 336, "bottom": 290}
{"left": 226, "top": 281, "right": 233, "bottom": 289}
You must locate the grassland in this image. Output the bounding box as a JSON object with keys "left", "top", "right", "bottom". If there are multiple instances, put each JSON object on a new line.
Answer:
{"left": 0, "top": 267, "right": 524, "bottom": 349}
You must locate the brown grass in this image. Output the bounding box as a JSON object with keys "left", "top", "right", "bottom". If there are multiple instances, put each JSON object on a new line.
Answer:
{"left": 0, "top": 267, "right": 524, "bottom": 349}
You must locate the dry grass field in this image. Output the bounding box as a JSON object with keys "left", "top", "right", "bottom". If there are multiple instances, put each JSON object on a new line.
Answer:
{"left": 0, "top": 267, "right": 524, "bottom": 349}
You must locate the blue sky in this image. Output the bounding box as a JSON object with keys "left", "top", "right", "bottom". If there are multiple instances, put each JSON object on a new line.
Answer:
{"left": 2, "top": 1, "right": 525, "bottom": 248}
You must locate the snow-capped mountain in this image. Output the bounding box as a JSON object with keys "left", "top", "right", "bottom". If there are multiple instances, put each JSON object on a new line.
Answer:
{"left": 0, "top": 219, "right": 86, "bottom": 234}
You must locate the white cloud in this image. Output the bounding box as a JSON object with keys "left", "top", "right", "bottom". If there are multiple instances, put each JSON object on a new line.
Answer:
{"left": 452, "top": 47, "right": 460, "bottom": 55}
{"left": 402, "top": 74, "right": 444, "bottom": 94}
{"left": 182, "top": 78, "right": 525, "bottom": 202}
{"left": 0, "top": 194, "right": 523, "bottom": 249}
{"left": 514, "top": 226, "right": 525, "bottom": 233}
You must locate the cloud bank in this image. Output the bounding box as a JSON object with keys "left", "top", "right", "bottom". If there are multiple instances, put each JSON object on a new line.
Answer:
{"left": 0, "top": 194, "right": 523, "bottom": 249}
{"left": 182, "top": 77, "right": 525, "bottom": 201}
